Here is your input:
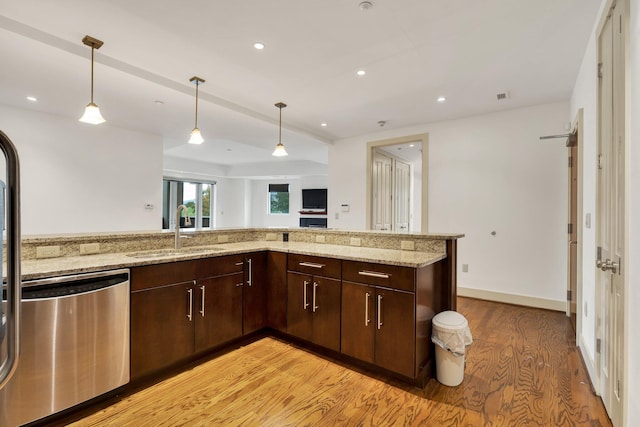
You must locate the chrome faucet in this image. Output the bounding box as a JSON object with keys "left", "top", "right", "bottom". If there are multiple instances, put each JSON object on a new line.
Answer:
{"left": 175, "top": 204, "right": 192, "bottom": 249}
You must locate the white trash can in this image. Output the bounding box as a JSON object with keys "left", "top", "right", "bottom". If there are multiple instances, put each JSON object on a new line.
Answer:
{"left": 431, "top": 310, "right": 472, "bottom": 386}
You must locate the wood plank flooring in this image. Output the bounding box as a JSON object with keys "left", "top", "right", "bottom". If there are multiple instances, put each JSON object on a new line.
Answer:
{"left": 61, "top": 297, "right": 611, "bottom": 426}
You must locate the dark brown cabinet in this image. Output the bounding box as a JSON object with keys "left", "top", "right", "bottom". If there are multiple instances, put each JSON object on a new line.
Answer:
{"left": 131, "top": 279, "right": 195, "bottom": 378}
{"left": 341, "top": 260, "right": 427, "bottom": 379}
{"left": 287, "top": 255, "right": 341, "bottom": 351}
{"left": 243, "top": 252, "right": 267, "bottom": 334}
{"left": 195, "top": 272, "right": 244, "bottom": 352}
{"left": 131, "top": 255, "right": 246, "bottom": 379}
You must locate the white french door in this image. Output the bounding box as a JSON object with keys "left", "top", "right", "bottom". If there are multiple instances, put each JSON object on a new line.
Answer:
{"left": 596, "top": 2, "right": 625, "bottom": 425}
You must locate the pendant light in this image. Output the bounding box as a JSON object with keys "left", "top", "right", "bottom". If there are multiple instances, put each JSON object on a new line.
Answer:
{"left": 188, "top": 76, "right": 205, "bottom": 144}
{"left": 272, "top": 102, "right": 288, "bottom": 157}
{"left": 79, "top": 35, "right": 106, "bottom": 124}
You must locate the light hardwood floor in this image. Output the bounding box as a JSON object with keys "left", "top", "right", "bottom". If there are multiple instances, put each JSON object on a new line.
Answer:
{"left": 61, "top": 297, "right": 611, "bottom": 426}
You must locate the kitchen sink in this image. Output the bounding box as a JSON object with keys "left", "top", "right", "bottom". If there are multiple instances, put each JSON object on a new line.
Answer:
{"left": 127, "top": 246, "right": 225, "bottom": 259}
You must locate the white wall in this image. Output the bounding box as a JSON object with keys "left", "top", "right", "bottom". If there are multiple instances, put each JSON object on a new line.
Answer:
{"left": 249, "top": 176, "right": 328, "bottom": 228}
{"left": 0, "top": 104, "right": 162, "bottom": 235}
{"left": 329, "top": 102, "right": 569, "bottom": 304}
{"left": 215, "top": 177, "right": 249, "bottom": 228}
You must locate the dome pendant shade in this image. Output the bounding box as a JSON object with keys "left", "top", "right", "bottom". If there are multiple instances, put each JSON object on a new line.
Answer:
{"left": 78, "top": 35, "right": 106, "bottom": 125}
{"left": 188, "top": 76, "right": 205, "bottom": 144}
{"left": 272, "top": 102, "right": 288, "bottom": 157}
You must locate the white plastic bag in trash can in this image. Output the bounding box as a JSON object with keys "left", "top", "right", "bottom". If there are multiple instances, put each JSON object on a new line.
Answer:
{"left": 431, "top": 311, "right": 472, "bottom": 386}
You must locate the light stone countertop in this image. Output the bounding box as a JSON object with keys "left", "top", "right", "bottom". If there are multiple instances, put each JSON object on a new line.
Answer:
{"left": 16, "top": 241, "right": 447, "bottom": 281}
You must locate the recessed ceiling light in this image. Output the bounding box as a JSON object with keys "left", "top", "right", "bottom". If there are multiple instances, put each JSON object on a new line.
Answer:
{"left": 409, "top": 144, "right": 415, "bottom": 148}
{"left": 26, "top": 96, "right": 37, "bottom": 102}
{"left": 437, "top": 96, "right": 446, "bottom": 102}
{"left": 321, "top": 122, "right": 328, "bottom": 127}
{"left": 356, "top": 70, "right": 366, "bottom": 76}
{"left": 359, "top": 1, "right": 373, "bottom": 11}
{"left": 254, "top": 42, "right": 265, "bottom": 50}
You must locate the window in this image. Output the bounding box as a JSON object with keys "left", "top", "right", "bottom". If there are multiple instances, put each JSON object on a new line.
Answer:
{"left": 163, "top": 178, "right": 215, "bottom": 230}
{"left": 268, "top": 183, "right": 289, "bottom": 214}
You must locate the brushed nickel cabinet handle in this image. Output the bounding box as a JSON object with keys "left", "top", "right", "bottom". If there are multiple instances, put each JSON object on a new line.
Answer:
{"left": 247, "top": 258, "right": 252, "bottom": 287}
{"left": 187, "top": 288, "right": 193, "bottom": 321}
{"left": 299, "top": 262, "right": 325, "bottom": 269}
{"left": 313, "top": 282, "right": 319, "bottom": 313}
{"left": 365, "top": 292, "right": 371, "bottom": 326}
{"left": 377, "top": 294, "right": 383, "bottom": 330}
{"left": 359, "top": 270, "right": 390, "bottom": 279}
{"left": 303, "top": 280, "right": 310, "bottom": 309}
{"left": 199, "top": 285, "right": 205, "bottom": 317}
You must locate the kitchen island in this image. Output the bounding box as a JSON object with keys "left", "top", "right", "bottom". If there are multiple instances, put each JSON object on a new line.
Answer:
{"left": 8, "top": 228, "right": 462, "bottom": 390}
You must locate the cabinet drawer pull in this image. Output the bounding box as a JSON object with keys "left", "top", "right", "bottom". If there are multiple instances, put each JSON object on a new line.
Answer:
{"left": 199, "top": 285, "right": 205, "bottom": 317}
{"left": 247, "top": 258, "right": 252, "bottom": 287}
{"left": 187, "top": 288, "right": 193, "bottom": 321}
{"left": 359, "top": 270, "right": 390, "bottom": 279}
{"left": 303, "top": 280, "right": 310, "bottom": 309}
{"left": 365, "top": 292, "right": 371, "bottom": 326}
{"left": 235, "top": 262, "right": 244, "bottom": 266}
{"left": 377, "top": 294, "right": 383, "bottom": 330}
{"left": 299, "top": 262, "right": 325, "bottom": 269}
{"left": 313, "top": 282, "right": 319, "bottom": 313}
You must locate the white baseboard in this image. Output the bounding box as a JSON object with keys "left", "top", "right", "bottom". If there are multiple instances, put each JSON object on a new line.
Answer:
{"left": 458, "top": 287, "right": 566, "bottom": 312}
{"left": 578, "top": 334, "right": 599, "bottom": 394}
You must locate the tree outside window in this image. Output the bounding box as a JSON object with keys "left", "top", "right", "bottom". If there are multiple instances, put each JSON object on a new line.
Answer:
{"left": 269, "top": 183, "right": 289, "bottom": 214}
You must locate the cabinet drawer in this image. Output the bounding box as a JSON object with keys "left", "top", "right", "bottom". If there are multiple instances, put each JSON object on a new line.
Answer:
{"left": 342, "top": 261, "right": 415, "bottom": 292}
{"left": 131, "top": 260, "right": 198, "bottom": 291}
{"left": 196, "top": 254, "right": 245, "bottom": 278}
{"left": 287, "top": 253, "right": 341, "bottom": 279}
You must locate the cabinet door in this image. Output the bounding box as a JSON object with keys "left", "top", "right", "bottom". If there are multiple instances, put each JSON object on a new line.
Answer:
{"left": 195, "top": 272, "right": 244, "bottom": 352}
{"left": 287, "top": 272, "right": 313, "bottom": 342}
{"left": 374, "top": 288, "right": 415, "bottom": 378}
{"left": 131, "top": 281, "right": 195, "bottom": 379}
{"left": 267, "top": 251, "right": 287, "bottom": 332}
{"left": 341, "top": 281, "right": 375, "bottom": 363}
{"left": 311, "top": 277, "right": 341, "bottom": 351}
{"left": 244, "top": 252, "right": 267, "bottom": 334}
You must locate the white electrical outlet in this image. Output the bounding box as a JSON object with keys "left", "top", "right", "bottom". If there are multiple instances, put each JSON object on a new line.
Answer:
{"left": 36, "top": 246, "right": 61, "bottom": 259}
{"left": 350, "top": 237, "right": 362, "bottom": 247}
{"left": 217, "top": 235, "right": 229, "bottom": 243}
{"left": 315, "top": 235, "right": 325, "bottom": 243}
{"left": 265, "top": 233, "right": 277, "bottom": 241}
{"left": 79, "top": 243, "right": 100, "bottom": 255}
{"left": 400, "top": 240, "right": 415, "bottom": 251}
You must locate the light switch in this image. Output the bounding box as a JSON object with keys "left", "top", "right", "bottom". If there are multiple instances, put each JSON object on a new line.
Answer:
{"left": 585, "top": 213, "right": 591, "bottom": 229}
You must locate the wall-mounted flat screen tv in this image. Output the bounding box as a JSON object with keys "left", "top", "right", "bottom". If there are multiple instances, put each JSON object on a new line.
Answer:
{"left": 302, "top": 189, "right": 327, "bottom": 211}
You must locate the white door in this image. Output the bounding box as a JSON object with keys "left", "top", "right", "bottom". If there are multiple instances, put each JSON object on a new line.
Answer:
{"left": 596, "top": 3, "right": 625, "bottom": 425}
{"left": 372, "top": 151, "right": 392, "bottom": 231}
{"left": 394, "top": 160, "right": 411, "bottom": 233}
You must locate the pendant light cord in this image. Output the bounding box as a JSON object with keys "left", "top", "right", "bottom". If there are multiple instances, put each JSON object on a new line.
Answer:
{"left": 279, "top": 106, "right": 282, "bottom": 144}
{"left": 90, "top": 47, "right": 95, "bottom": 104}
{"left": 194, "top": 81, "right": 199, "bottom": 128}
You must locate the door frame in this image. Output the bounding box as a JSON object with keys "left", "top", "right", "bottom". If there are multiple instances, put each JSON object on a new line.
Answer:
{"left": 366, "top": 133, "right": 428, "bottom": 232}
{"left": 567, "top": 109, "right": 583, "bottom": 342}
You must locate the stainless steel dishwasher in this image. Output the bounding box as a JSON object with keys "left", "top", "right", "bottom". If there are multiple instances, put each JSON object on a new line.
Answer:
{"left": 0, "top": 269, "right": 130, "bottom": 427}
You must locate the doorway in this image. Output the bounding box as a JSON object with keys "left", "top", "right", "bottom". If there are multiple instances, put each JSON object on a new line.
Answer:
{"left": 567, "top": 127, "right": 578, "bottom": 334}
{"left": 596, "top": 1, "right": 626, "bottom": 425}
{"left": 366, "top": 134, "right": 428, "bottom": 233}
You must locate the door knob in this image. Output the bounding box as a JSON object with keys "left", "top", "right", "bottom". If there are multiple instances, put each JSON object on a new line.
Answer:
{"left": 597, "top": 259, "right": 618, "bottom": 273}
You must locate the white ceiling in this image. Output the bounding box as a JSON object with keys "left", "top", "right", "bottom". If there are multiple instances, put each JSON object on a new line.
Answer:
{"left": 0, "top": 0, "right": 600, "bottom": 176}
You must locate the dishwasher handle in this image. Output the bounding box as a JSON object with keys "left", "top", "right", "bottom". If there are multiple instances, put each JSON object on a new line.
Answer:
{"left": 21, "top": 270, "right": 129, "bottom": 300}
